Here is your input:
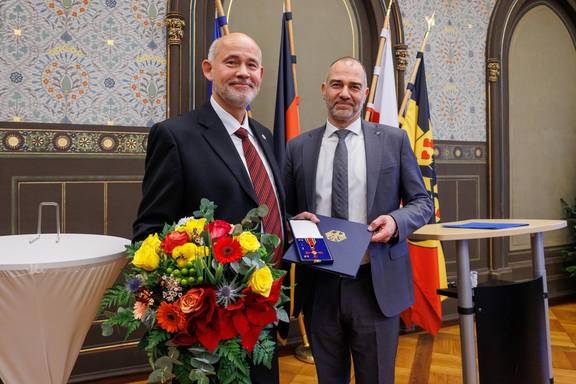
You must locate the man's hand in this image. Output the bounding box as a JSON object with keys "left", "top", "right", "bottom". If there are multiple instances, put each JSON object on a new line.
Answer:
{"left": 368, "top": 215, "right": 397, "bottom": 243}
{"left": 292, "top": 211, "right": 320, "bottom": 223}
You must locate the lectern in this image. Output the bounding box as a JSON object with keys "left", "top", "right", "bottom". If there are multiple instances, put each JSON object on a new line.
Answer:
{"left": 410, "top": 219, "right": 566, "bottom": 384}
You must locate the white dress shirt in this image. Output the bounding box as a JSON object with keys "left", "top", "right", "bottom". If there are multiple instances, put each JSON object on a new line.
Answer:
{"left": 315, "top": 118, "right": 369, "bottom": 264}
{"left": 210, "top": 97, "right": 282, "bottom": 233}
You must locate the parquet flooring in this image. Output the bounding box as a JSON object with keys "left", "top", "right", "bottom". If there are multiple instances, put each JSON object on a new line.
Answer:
{"left": 125, "top": 302, "right": 576, "bottom": 384}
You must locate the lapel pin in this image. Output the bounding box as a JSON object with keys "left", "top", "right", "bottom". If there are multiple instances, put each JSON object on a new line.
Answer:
{"left": 261, "top": 134, "right": 266, "bottom": 141}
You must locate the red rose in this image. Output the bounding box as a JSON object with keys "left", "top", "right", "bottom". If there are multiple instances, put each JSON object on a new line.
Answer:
{"left": 207, "top": 220, "right": 233, "bottom": 241}
{"left": 213, "top": 237, "right": 243, "bottom": 264}
{"left": 161, "top": 231, "right": 189, "bottom": 254}
{"left": 196, "top": 314, "right": 223, "bottom": 352}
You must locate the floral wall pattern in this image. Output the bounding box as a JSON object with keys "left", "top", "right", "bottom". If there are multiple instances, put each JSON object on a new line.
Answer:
{"left": 0, "top": 0, "right": 167, "bottom": 127}
{"left": 398, "top": 0, "right": 496, "bottom": 141}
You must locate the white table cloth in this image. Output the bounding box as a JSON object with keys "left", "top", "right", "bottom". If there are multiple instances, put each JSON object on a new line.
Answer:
{"left": 0, "top": 233, "right": 129, "bottom": 384}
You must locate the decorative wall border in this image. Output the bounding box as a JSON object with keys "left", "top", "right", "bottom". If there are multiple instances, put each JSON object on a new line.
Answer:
{"left": 435, "top": 141, "right": 486, "bottom": 163}
{"left": 0, "top": 128, "right": 147, "bottom": 156}
{"left": 1, "top": 127, "right": 484, "bottom": 162}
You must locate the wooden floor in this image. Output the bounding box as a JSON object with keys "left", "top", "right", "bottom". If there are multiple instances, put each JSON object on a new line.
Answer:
{"left": 126, "top": 302, "right": 576, "bottom": 384}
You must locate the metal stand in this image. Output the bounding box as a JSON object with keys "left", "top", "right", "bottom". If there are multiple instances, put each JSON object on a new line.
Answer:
{"left": 294, "top": 314, "right": 315, "bottom": 364}
{"left": 456, "top": 239, "right": 478, "bottom": 384}
{"left": 29, "top": 202, "right": 61, "bottom": 244}
{"left": 531, "top": 233, "right": 553, "bottom": 383}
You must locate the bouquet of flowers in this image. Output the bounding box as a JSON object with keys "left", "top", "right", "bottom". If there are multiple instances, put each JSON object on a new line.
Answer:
{"left": 100, "top": 199, "right": 288, "bottom": 384}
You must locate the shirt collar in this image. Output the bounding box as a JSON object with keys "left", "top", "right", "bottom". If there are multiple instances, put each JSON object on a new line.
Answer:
{"left": 210, "top": 96, "right": 250, "bottom": 137}
{"left": 324, "top": 117, "right": 362, "bottom": 138}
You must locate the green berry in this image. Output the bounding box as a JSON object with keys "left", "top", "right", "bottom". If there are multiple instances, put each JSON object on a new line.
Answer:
{"left": 181, "top": 268, "right": 189, "bottom": 276}
{"left": 197, "top": 276, "right": 204, "bottom": 283}
{"left": 180, "top": 278, "right": 188, "bottom": 286}
{"left": 186, "top": 261, "right": 194, "bottom": 269}
{"left": 166, "top": 267, "right": 173, "bottom": 274}
{"left": 173, "top": 269, "right": 181, "bottom": 277}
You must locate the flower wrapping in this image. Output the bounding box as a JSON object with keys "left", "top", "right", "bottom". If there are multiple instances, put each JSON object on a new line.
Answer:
{"left": 100, "top": 199, "right": 287, "bottom": 384}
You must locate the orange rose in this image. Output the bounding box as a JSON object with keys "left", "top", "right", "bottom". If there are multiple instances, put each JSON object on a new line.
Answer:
{"left": 179, "top": 288, "right": 206, "bottom": 314}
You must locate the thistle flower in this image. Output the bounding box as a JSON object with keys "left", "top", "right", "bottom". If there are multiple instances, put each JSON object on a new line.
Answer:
{"left": 216, "top": 279, "right": 243, "bottom": 307}
{"left": 125, "top": 276, "right": 143, "bottom": 292}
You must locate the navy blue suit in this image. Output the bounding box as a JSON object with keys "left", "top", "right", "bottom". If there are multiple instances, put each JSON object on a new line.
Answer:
{"left": 284, "top": 121, "right": 433, "bottom": 383}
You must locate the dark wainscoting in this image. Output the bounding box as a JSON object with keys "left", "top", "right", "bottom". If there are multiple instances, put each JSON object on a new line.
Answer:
{"left": 2, "top": 134, "right": 574, "bottom": 381}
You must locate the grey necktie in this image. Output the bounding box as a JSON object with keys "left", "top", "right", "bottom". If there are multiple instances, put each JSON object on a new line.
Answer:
{"left": 332, "top": 129, "right": 351, "bottom": 219}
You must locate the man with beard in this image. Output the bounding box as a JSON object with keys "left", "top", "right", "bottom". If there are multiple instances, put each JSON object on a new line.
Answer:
{"left": 133, "top": 33, "right": 285, "bottom": 383}
{"left": 284, "top": 57, "right": 433, "bottom": 383}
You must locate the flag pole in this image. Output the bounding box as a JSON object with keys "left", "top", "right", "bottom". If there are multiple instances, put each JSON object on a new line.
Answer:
{"left": 398, "top": 12, "right": 435, "bottom": 119}
{"left": 214, "top": 0, "right": 253, "bottom": 117}
{"left": 284, "top": 0, "right": 299, "bottom": 97}
{"left": 282, "top": 0, "right": 313, "bottom": 365}
{"left": 364, "top": 0, "right": 394, "bottom": 121}
{"left": 214, "top": 0, "right": 229, "bottom": 35}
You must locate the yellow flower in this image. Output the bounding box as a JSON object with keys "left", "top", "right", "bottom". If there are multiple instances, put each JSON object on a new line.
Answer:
{"left": 172, "top": 243, "right": 208, "bottom": 267}
{"left": 176, "top": 218, "right": 207, "bottom": 237}
{"left": 248, "top": 266, "right": 273, "bottom": 297}
{"left": 141, "top": 233, "right": 161, "bottom": 252}
{"left": 132, "top": 244, "right": 160, "bottom": 271}
{"left": 236, "top": 231, "right": 261, "bottom": 254}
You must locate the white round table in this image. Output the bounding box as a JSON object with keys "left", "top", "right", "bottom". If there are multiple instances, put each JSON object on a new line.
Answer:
{"left": 0, "top": 233, "right": 129, "bottom": 384}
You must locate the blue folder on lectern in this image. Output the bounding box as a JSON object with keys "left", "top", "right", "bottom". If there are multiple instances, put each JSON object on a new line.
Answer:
{"left": 283, "top": 215, "right": 372, "bottom": 278}
{"left": 443, "top": 222, "right": 529, "bottom": 230}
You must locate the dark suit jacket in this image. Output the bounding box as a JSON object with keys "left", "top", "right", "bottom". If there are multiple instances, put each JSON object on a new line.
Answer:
{"left": 284, "top": 121, "right": 433, "bottom": 317}
{"left": 133, "top": 104, "right": 286, "bottom": 242}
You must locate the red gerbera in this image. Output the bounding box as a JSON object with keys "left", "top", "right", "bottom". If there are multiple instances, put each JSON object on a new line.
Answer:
{"left": 213, "top": 237, "right": 243, "bottom": 264}
{"left": 156, "top": 302, "right": 184, "bottom": 333}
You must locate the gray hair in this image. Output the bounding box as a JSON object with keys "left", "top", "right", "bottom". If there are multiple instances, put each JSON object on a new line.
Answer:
{"left": 207, "top": 38, "right": 220, "bottom": 62}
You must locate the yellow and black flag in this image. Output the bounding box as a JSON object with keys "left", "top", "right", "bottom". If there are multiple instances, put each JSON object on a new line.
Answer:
{"left": 399, "top": 52, "right": 447, "bottom": 335}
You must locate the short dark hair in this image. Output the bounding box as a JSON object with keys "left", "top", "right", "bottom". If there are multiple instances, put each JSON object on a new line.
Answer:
{"left": 325, "top": 56, "right": 367, "bottom": 86}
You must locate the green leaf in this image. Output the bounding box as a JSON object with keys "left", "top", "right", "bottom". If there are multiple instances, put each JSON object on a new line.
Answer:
{"left": 168, "top": 346, "right": 180, "bottom": 361}
{"left": 144, "top": 329, "right": 171, "bottom": 352}
{"left": 188, "top": 370, "right": 210, "bottom": 384}
{"left": 231, "top": 224, "right": 243, "bottom": 236}
{"left": 101, "top": 322, "right": 113, "bottom": 337}
{"left": 161, "top": 223, "right": 177, "bottom": 239}
{"left": 189, "top": 356, "right": 215, "bottom": 373}
{"left": 215, "top": 338, "right": 250, "bottom": 383}
{"left": 252, "top": 332, "right": 276, "bottom": 369}
{"left": 100, "top": 306, "right": 141, "bottom": 340}
{"left": 194, "top": 198, "right": 217, "bottom": 221}
{"left": 148, "top": 368, "right": 175, "bottom": 383}
{"left": 154, "top": 356, "right": 173, "bottom": 371}
{"left": 99, "top": 284, "right": 133, "bottom": 314}
{"left": 276, "top": 307, "right": 289, "bottom": 323}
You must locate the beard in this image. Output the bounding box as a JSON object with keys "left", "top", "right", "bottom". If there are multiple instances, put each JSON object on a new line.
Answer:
{"left": 326, "top": 100, "right": 360, "bottom": 122}
{"left": 214, "top": 81, "right": 258, "bottom": 109}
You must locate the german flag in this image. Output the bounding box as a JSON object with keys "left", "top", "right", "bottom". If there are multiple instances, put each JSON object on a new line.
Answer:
{"left": 399, "top": 52, "right": 447, "bottom": 336}
{"left": 273, "top": 11, "right": 300, "bottom": 169}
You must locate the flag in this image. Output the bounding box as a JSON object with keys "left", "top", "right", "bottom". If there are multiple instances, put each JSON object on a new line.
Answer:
{"left": 365, "top": 27, "right": 399, "bottom": 128}
{"left": 399, "top": 52, "right": 447, "bottom": 336}
{"left": 272, "top": 11, "right": 301, "bottom": 323}
{"left": 273, "top": 11, "right": 300, "bottom": 169}
{"left": 207, "top": 14, "right": 227, "bottom": 97}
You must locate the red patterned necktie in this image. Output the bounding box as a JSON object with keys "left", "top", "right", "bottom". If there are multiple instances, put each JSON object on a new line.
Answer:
{"left": 234, "top": 127, "right": 283, "bottom": 263}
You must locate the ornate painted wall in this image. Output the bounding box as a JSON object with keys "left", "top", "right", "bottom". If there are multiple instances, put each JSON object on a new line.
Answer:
{"left": 398, "top": 0, "right": 496, "bottom": 141}
{"left": 0, "top": 0, "right": 167, "bottom": 127}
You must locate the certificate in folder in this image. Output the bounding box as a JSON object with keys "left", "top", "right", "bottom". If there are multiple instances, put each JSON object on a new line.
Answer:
{"left": 283, "top": 215, "right": 372, "bottom": 278}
